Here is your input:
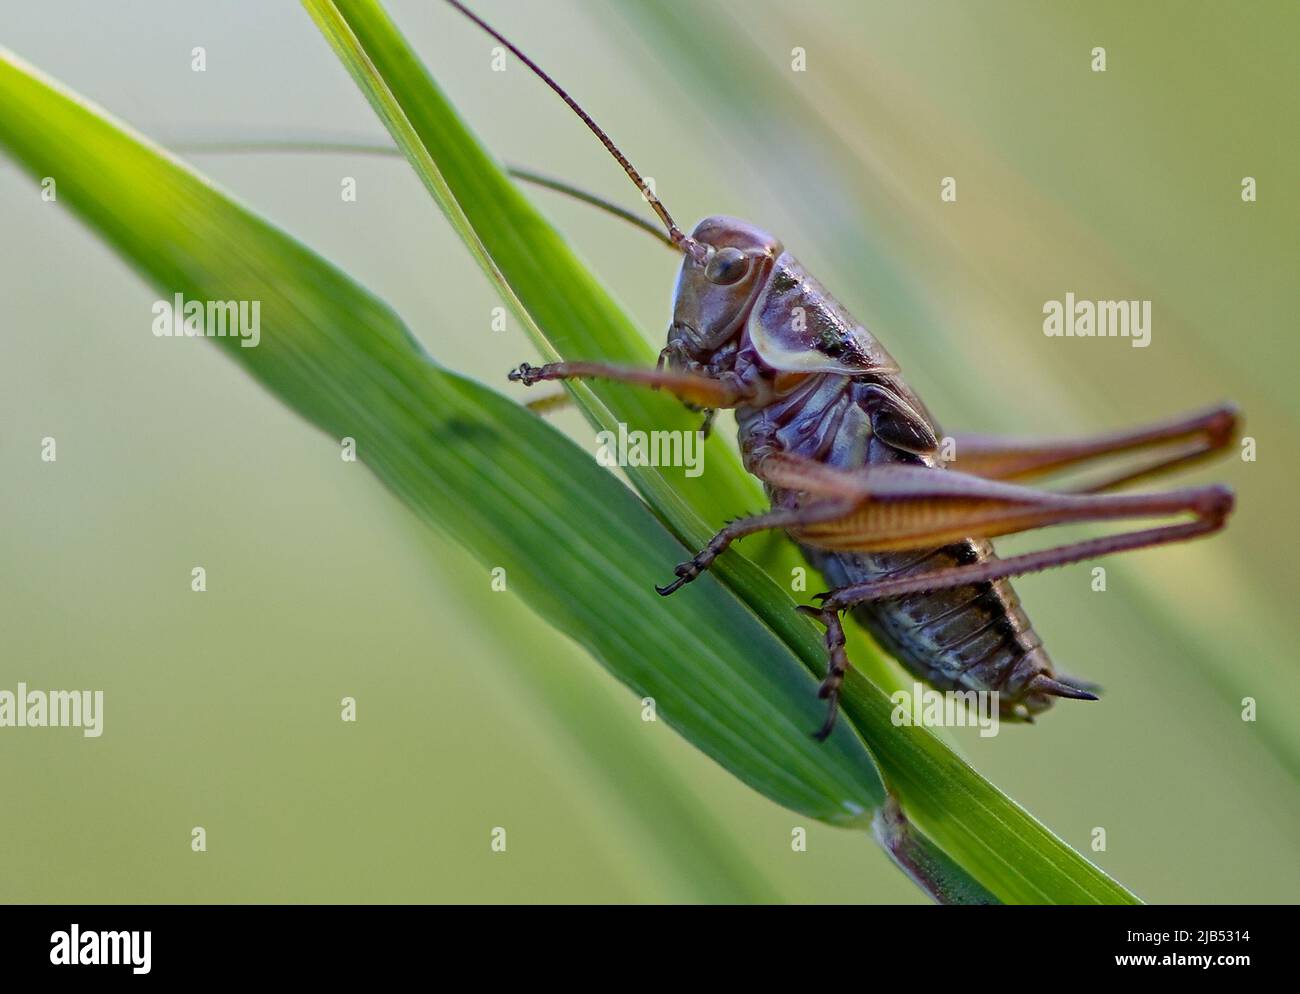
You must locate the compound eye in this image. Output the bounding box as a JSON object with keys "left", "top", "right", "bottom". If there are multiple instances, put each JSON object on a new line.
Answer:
{"left": 704, "top": 246, "right": 749, "bottom": 285}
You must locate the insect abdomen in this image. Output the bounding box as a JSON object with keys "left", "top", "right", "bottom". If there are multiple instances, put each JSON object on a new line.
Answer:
{"left": 805, "top": 541, "right": 1058, "bottom": 720}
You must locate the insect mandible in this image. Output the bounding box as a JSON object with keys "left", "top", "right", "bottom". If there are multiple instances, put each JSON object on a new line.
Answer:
{"left": 450, "top": 0, "right": 1239, "bottom": 739}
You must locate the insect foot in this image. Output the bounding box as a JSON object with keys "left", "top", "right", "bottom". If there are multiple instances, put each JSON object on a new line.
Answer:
{"left": 655, "top": 557, "right": 709, "bottom": 596}
{"left": 655, "top": 521, "right": 740, "bottom": 596}
{"left": 795, "top": 605, "right": 850, "bottom": 741}
{"left": 507, "top": 362, "right": 544, "bottom": 386}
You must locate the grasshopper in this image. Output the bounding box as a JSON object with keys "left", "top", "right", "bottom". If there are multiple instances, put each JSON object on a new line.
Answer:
{"left": 450, "top": 0, "right": 1239, "bottom": 739}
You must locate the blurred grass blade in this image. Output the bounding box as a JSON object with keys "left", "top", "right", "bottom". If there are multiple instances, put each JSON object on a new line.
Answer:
{"left": 0, "top": 47, "right": 891, "bottom": 838}
{"left": 302, "top": 0, "right": 1138, "bottom": 903}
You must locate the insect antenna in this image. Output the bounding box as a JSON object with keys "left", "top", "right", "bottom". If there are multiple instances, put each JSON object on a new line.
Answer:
{"left": 506, "top": 166, "right": 678, "bottom": 249}
{"left": 169, "top": 138, "right": 678, "bottom": 249}
{"left": 444, "top": 0, "right": 706, "bottom": 261}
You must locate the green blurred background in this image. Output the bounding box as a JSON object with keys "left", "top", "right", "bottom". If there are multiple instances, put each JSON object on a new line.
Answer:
{"left": 1, "top": 0, "right": 1296, "bottom": 902}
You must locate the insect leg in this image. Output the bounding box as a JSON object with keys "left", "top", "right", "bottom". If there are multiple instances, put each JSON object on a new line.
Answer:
{"left": 946, "top": 402, "right": 1238, "bottom": 492}
{"left": 754, "top": 457, "right": 1236, "bottom": 608}
{"left": 817, "top": 506, "right": 1228, "bottom": 611}
{"left": 793, "top": 604, "right": 850, "bottom": 741}
{"left": 656, "top": 499, "right": 857, "bottom": 595}
{"left": 509, "top": 360, "right": 746, "bottom": 409}
{"left": 751, "top": 454, "right": 1230, "bottom": 732}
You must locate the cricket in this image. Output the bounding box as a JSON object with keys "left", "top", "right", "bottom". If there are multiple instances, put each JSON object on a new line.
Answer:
{"left": 434, "top": 0, "right": 1237, "bottom": 732}
{"left": 452, "top": 0, "right": 1240, "bottom": 739}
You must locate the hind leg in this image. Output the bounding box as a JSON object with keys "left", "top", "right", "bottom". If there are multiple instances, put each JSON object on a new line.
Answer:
{"left": 794, "top": 605, "right": 852, "bottom": 741}
{"left": 947, "top": 403, "right": 1238, "bottom": 491}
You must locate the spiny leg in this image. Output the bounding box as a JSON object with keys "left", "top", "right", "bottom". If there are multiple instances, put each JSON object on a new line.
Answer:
{"left": 794, "top": 605, "right": 851, "bottom": 741}
{"left": 655, "top": 499, "right": 856, "bottom": 595}
{"left": 753, "top": 450, "right": 1234, "bottom": 559}
{"left": 814, "top": 501, "right": 1230, "bottom": 611}
{"left": 785, "top": 468, "right": 1234, "bottom": 618}
{"left": 748, "top": 450, "right": 1232, "bottom": 707}
{"left": 947, "top": 402, "right": 1238, "bottom": 492}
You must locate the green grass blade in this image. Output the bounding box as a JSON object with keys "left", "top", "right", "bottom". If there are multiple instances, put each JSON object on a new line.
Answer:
{"left": 0, "top": 46, "right": 888, "bottom": 840}
{"left": 302, "top": 0, "right": 1138, "bottom": 903}
{"left": 299, "top": 0, "right": 858, "bottom": 688}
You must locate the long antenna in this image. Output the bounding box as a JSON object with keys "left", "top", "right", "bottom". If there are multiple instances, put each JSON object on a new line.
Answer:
{"left": 169, "top": 138, "right": 678, "bottom": 249}
{"left": 507, "top": 166, "right": 678, "bottom": 249}
{"left": 444, "top": 0, "right": 705, "bottom": 261}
